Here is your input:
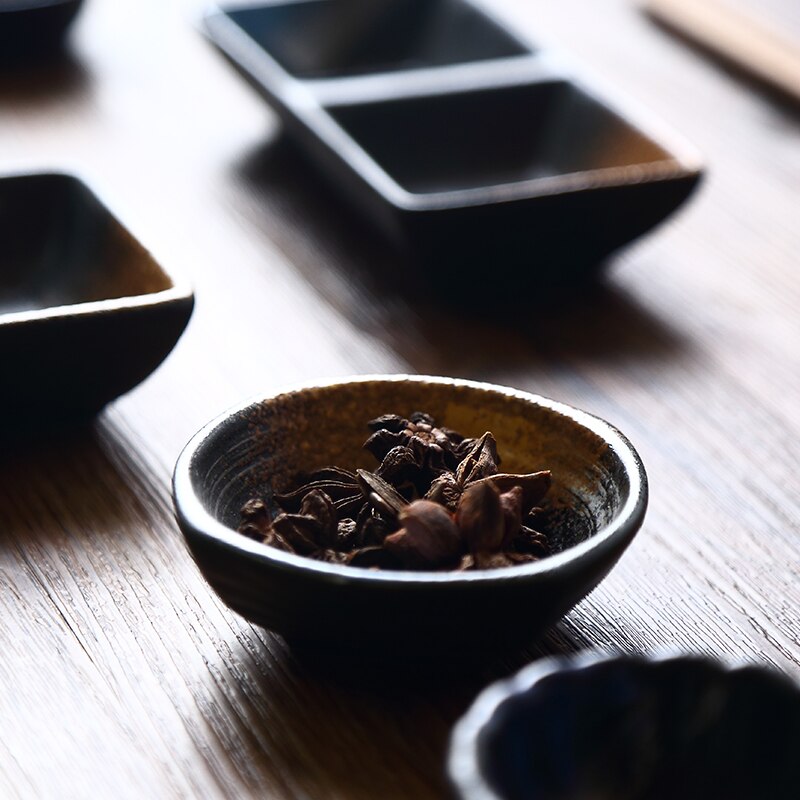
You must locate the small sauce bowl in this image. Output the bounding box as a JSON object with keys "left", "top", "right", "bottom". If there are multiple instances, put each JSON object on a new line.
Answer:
{"left": 173, "top": 375, "right": 647, "bottom": 661}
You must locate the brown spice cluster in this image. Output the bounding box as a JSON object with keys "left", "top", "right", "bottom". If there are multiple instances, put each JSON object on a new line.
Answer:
{"left": 238, "top": 412, "right": 551, "bottom": 571}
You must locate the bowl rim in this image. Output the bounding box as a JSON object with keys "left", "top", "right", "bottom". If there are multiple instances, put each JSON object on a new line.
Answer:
{"left": 172, "top": 374, "right": 648, "bottom": 586}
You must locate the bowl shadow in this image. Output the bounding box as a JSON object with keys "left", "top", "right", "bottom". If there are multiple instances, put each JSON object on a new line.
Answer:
{"left": 230, "top": 135, "right": 692, "bottom": 375}
{"left": 200, "top": 619, "right": 588, "bottom": 800}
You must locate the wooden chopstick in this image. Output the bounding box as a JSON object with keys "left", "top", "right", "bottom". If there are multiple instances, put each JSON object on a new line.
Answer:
{"left": 645, "top": 0, "right": 800, "bottom": 102}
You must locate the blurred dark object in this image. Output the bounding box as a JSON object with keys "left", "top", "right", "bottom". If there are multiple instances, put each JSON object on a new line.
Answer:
{"left": 217, "top": 0, "right": 530, "bottom": 78}
{"left": 0, "top": 0, "right": 84, "bottom": 66}
{"left": 206, "top": 0, "right": 702, "bottom": 291}
{"left": 450, "top": 652, "right": 800, "bottom": 800}
{"left": 0, "top": 173, "right": 193, "bottom": 430}
{"left": 647, "top": 0, "right": 800, "bottom": 104}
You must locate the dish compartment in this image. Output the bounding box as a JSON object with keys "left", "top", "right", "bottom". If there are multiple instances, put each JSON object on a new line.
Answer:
{"left": 212, "top": 0, "right": 533, "bottom": 81}
{"left": 205, "top": 0, "right": 702, "bottom": 286}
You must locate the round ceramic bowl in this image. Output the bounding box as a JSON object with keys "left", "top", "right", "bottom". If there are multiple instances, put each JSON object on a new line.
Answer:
{"left": 172, "top": 376, "right": 647, "bottom": 659}
{"left": 450, "top": 651, "right": 800, "bottom": 800}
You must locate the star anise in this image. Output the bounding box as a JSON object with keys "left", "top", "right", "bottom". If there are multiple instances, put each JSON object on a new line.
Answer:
{"left": 425, "top": 432, "right": 551, "bottom": 516}
{"left": 238, "top": 411, "right": 554, "bottom": 572}
{"left": 274, "top": 466, "right": 364, "bottom": 518}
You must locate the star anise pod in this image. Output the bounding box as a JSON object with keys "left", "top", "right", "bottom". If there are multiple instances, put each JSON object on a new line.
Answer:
{"left": 238, "top": 411, "right": 553, "bottom": 572}
{"left": 455, "top": 482, "right": 543, "bottom": 570}
{"left": 383, "top": 500, "right": 463, "bottom": 570}
{"left": 238, "top": 498, "right": 272, "bottom": 540}
{"left": 274, "top": 466, "right": 364, "bottom": 518}
{"left": 425, "top": 432, "right": 552, "bottom": 516}
{"left": 363, "top": 412, "right": 465, "bottom": 474}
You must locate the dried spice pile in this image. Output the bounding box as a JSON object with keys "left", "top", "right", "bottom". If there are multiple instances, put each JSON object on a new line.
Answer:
{"left": 238, "top": 413, "right": 552, "bottom": 571}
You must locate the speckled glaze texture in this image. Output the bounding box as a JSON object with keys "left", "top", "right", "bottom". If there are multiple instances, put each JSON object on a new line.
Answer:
{"left": 450, "top": 652, "right": 800, "bottom": 800}
{"left": 173, "top": 376, "right": 647, "bottom": 659}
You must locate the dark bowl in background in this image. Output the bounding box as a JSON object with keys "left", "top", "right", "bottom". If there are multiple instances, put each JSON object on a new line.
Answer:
{"left": 0, "top": 172, "right": 194, "bottom": 428}
{"left": 0, "top": 0, "right": 85, "bottom": 63}
{"left": 173, "top": 376, "right": 647, "bottom": 662}
{"left": 449, "top": 651, "right": 800, "bottom": 800}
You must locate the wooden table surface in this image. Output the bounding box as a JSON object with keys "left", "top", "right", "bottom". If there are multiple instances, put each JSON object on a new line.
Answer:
{"left": 2, "top": 0, "right": 799, "bottom": 797}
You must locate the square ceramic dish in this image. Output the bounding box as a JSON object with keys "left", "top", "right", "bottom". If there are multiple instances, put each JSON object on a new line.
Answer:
{"left": 0, "top": 172, "right": 193, "bottom": 427}
{"left": 205, "top": 0, "right": 703, "bottom": 287}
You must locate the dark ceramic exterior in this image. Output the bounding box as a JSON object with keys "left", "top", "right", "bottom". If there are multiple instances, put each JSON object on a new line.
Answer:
{"left": 450, "top": 651, "right": 800, "bottom": 800}
{"left": 0, "top": 173, "right": 194, "bottom": 426}
{"left": 0, "top": 0, "right": 84, "bottom": 62}
{"left": 172, "top": 376, "right": 648, "bottom": 659}
{"left": 204, "top": 0, "right": 702, "bottom": 286}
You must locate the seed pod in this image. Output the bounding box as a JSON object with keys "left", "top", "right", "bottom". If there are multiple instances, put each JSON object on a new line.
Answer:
{"left": 472, "top": 471, "right": 552, "bottom": 515}
{"left": 425, "top": 472, "right": 461, "bottom": 512}
{"left": 356, "top": 469, "right": 408, "bottom": 518}
{"left": 238, "top": 498, "right": 272, "bottom": 538}
{"left": 383, "top": 500, "right": 462, "bottom": 569}
{"left": 263, "top": 530, "right": 293, "bottom": 553}
{"left": 300, "top": 489, "right": 337, "bottom": 547}
{"left": 499, "top": 486, "right": 524, "bottom": 547}
{"left": 376, "top": 445, "right": 423, "bottom": 483}
{"left": 367, "top": 414, "right": 409, "bottom": 434}
{"left": 363, "top": 429, "right": 406, "bottom": 461}
{"left": 455, "top": 432, "right": 500, "bottom": 485}
{"left": 271, "top": 514, "right": 321, "bottom": 555}
{"left": 457, "top": 481, "right": 505, "bottom": 558}
{"left": 348, "top": 546, "right": 401, "bottom": 570}
{"left": 514, "top": 526, "right": 550, "bottom": 557}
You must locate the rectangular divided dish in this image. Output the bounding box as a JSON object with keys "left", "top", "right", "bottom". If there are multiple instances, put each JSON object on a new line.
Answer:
{"left": 206, "top": 0, "right": 703, "bottom": 288}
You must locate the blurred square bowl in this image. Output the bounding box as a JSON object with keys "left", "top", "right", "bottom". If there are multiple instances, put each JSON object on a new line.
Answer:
{"left": 0, "top": 172, "right": 193, "bottom": 428}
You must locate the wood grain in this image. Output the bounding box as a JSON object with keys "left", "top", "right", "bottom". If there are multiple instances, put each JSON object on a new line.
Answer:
{"left": 1, "top": 0, "right": 799, "bottom": 797}
{"left": 646, "top": 0, "right": 800, "bottom": 103}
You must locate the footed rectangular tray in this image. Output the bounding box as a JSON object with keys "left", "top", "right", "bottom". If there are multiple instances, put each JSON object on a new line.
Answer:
{"left": 206, "top": 0, "right": 703, "bottom": 288}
